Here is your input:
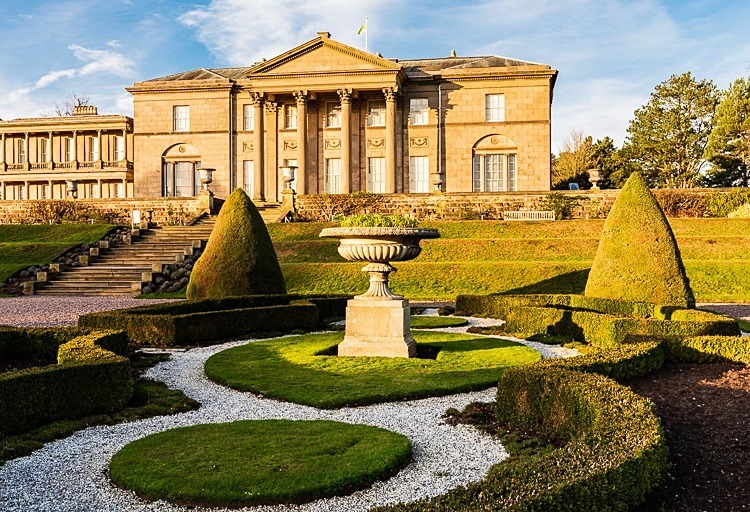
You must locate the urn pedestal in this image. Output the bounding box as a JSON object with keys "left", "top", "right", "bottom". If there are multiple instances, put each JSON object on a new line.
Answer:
{"left": 319, "top": 227, "right": 440, "bottom": 358}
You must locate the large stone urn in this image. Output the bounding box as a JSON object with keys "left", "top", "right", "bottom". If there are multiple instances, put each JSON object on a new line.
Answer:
{"left": 319, "top": 227, "right": 440, "bottom": 357}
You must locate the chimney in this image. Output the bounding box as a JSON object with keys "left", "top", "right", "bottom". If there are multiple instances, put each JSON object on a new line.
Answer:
{"left": 317, "top": 31, "right": 331, "bottom": 39}
{"left": 73, "top": 105, "right": 98, "bottom": 116}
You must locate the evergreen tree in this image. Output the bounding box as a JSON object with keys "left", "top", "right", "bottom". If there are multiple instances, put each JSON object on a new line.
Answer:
{"left": 704, "top": 77, "right": 750, "bottom": 187}
{"left": 625, "top": 72, "right": 719, "bottom": 188}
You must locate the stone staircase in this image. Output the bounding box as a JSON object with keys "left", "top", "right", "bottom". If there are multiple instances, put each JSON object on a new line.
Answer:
{"left": 32, "top": 202, "right": 285, "bottom": 297}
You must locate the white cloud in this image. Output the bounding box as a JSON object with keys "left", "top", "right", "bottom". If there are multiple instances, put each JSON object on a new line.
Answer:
{"left": 107, "top": 39, "right": 122, "bottom": 48}
{"left": 178, "top": 0, "right": 393, "bottom": 65}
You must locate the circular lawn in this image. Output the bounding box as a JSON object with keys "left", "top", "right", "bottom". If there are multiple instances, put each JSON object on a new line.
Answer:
{"left": 109, "top": 419, "right": 412, "bottom": 507}
{"left": 205, "top": 331, "right": 540, "bottom": 408}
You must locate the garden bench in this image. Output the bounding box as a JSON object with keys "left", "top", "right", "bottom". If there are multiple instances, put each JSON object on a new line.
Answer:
{"left": 503, "top": 210, "right": 556, "bottom": 221}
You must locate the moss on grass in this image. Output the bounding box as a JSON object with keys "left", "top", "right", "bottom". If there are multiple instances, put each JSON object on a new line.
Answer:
{"left": 109, "top": 419, "right": 411, "bottom": 507}
{"left": 205, "top": 331, "right": 540, "bottom": 408}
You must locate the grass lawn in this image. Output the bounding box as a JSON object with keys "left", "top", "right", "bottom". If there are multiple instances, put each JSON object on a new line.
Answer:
{"left": 409, "top": 315, "right": 469, "bottom": 328}
{"left": 204, "top": 331, "right": 541, "bottom": 408}
{"left": 0, "top": 224, "right": 115, "bottom": 283}
{"left": 109, "top": 419, "right": 411, "bottom": 507}
{"left": 270, "top": 219, "right": 750, "bottom": 302}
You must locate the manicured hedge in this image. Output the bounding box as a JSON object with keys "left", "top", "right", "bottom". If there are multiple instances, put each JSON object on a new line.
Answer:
{"left": 0, "top": 329, "right": 132, "bottom": 436}
{"left": 457, "top": 294, "right": 740, "bottom": 347}
{"left": 663, "top": 335, "right": 750, "bottom": 364}
{"left": 375, "top": 342, "right": 668, "bottom": 512}
{"left": 78, "top": 295, "right": 349, "bottom": 347}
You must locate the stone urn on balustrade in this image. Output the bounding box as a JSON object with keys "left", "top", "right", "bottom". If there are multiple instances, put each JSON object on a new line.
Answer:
{"left": 319, "top": 227, "right": 440, "bottom": 358}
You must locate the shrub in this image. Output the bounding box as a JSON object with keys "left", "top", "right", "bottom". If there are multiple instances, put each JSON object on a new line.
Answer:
{"left": 585, "top": 172, "right": 695, "bottom": 307}
{"left": 186, "top": 188, "right": 286, "bottom": 300}
{"left": 728, "top": 202, "right": 750, "bottom": 218}
{"left": 663, "top": 335, "right": 750, "bottom": 364}
{"left": 652, "top": 189, "right": 708, "bottom": 217}
{"left": 705, "top": 188, "right": 750, "bottom": 217}
{"left": 0, "top": 329, "right": 132, "bottom": 436}
{"left": 338, "top": 213, "right": 418, "bottom": 228}
{"left": 538, "top": 192, "right": 578, "bottom": 219}
{"left": 298, "top": 192, "right": 386, "bottom": 222}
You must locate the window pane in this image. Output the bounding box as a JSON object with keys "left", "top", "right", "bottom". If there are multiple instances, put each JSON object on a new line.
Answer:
{"left": 326, "top": 102, "right": 342, "bottom": 128}
{"left": 485, "top": 94, "right": 505, "bottom": 122}
{"left": 174, "top": 162, "right": 193, "bottom": 196}
{"left": 409, "top": 156, "right": 429, "bottom": 193}
{"left": 115, "top": 136, "right": 125, "bottom": 161}
{"left": 174, "top": 106, "right": 190, "bottom": 132}
{"left": 367, "top": 157, "right": 386, "bottom": 193}
{"left": 243, "top": 160, "right": 254, "bottom": 196}
{"left": 508, "top": 154, "right": 517, "bottom": 191}
{"left": 409, "top": 98, "right": 429, "bottom": 125}
{"left": 325, "top": 158, "right": 341, "bottom": 194}
{"left": 367, "top": 100, "right": 386, "bottom": 126}
{"left": 473, "top": 155, "right": 481, "bottom": 192}
{"left": 243, "top": 104, "right": 254, "bottom": 130}
{"left": 286, "top": 105, "right": 298, "bottom": 129}
{"left": 484, "top": 154, "right": 504, "bottom": 192}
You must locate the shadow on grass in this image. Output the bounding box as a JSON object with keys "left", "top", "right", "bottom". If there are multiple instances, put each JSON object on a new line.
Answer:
{"left": 499, "top": 269, "right": 590, "bottom": 295}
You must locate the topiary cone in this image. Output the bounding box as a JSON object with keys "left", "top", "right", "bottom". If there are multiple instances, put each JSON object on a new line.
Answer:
{"left": 584, "top": 172, "right": 695, "bottom": 307}
{"left": 186, "top": 188, "right": 286, "bottom": 300}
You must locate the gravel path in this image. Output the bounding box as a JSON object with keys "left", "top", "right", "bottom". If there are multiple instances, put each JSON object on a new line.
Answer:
{"left": 0, "top": 312, "right": 576, "bottom": 512}
{"left": 0, "top": 296, "right": 179, "bottom": 327}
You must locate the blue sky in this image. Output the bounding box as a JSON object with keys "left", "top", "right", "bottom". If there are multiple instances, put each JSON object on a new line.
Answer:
{"left": 1, "top": 0, "right": 749, "bottom": 151}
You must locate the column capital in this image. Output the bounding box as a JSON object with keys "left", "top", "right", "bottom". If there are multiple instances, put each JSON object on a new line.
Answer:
{"left": 337, "top": 88, "right": 354, "bottom": 103}
{"left": 383, "top": 86, "right": 399, "bottom": 101}
{"left": 292, "top": 90, "right": 311, "bottom": 104}
{"left": 264, "top": 101, "right": 279, "bottom": 114}
{"left": 249, "top": 91, "right": 265, "bottom": 105}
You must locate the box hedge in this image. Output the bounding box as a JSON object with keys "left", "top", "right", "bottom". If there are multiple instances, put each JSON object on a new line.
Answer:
{"left": 375, "top": 341, "right": 668, "bottom": 512}
{"left": 78, "top": 294, "right": 349, "bottom": 347}
{"left": 0, "top": 329, "right": 132, "bottom": 436}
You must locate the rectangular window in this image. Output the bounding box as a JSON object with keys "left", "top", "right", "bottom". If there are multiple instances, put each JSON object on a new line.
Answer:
{"left": 174, "top": 162, "right": 193, "bottom": 196}
{"left": 367, "top": 100, "right": 386, "bottom": 126}
{"left": 326, "top": 102, "right": 342, "bottom": 128}
{"left": 484, "top": 154, "right": 504, "bottom": 192}
{"left": 243, "top": 104, "right": 255, "bottom": 131}
{"left": 472, "top": 155, "right": 482, "bottom": 192}
{"left": 409, "top": 98, "right": 429, "bottom": 125}
{"left": 173, "top": 105, "right": 190, "bottom": 132}
{"left": 243, "top": 160, "right": 254, "bottom": 196}
{"left": 508, "top": 154, "right": 517, "bottom": 191}
{"left": 18, "top": 184, "right": 26, "bottom": 200}
{"left": 409, "top": 156, "right": 429, "bottom": 193}
{"left": 17, "top": 140, "right": 26, "bottom": 164}
{"left": 367, "top": 157, "right": 386, "bottom": 193}
{"left": 116, "top": 182, "right": 125, "bottom": 198}
{"left": 41, "top": 139, "right": 50, "bottom": 163}
{"left": 115, "top": 136, "right": 125, "bottom": 161}
{"left": 485, "top": 94, "right": 505, "bottom": 122}
{"left": 91, "top": 182, "right": 100, "bottom": 199}
{"left": 65, "top": 137, "right": 75, "bottom": 162}
{"left": 324, "top": 158, "right": 341, "bottom": 194}
{"left": 40, "top": 183, "right": 49, "bottom": 200}
{"left": 285, "top": 104, "right": 298, "bottom": 129}
{"left": 88, "top": 136, "right": 99, "bottom": 161}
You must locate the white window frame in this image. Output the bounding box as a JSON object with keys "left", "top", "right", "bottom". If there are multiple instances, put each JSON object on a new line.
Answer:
{"left": 326, "top": 102, "right": 342, "bottom": 128}
{"left": 409, "top": 156, "right": 429, "bottom": 193}
{"left": 40, "top": 138, "right": 50, "bottom": 163}
{"left": 173, "top": 105, "right": 190, "bottom": 132}
{"left": 88, "top": 136, "right": 99, "bottom": 162}
{"left": 324, "top": 158, "right": 341, "bottom": 194}
{"left": 174, "top": 162, "right": 194, "bottom": 197}
{"left": 472, "top": 153, "right": 517, "bottom": 192}
{"left": 485, "top": 94, "right": 505, "bottom": 122}
{"left": 17, "top": 140, "right": 26, "bottom": 164}
{"left": 116, "top": 182, "right": 125, "bottom": 198}
{"left": 409, "top": 98, "right": 429, "bottom": 126}
{"left": 285, "top": 104, "right": 298, "bottom": 129}
{"left": 367, "top": 100, "right": 386, "bottom": 127}
{"left": 65, "top": 137, "right": 75, "bottom": 162}
{"left": 243, "top": 104, "right": 254, "bottom": 131}
{"left": 367, "top": 157, "right": 386, "bottom": 193}
{"left": 91, "top": 182, "right": 100, "bottom": 199}
{"left": 243, "top": 160, "right": 254, "bottom": 196}
{"left": 115, "top": 136, "right": 125, "bottom": 161}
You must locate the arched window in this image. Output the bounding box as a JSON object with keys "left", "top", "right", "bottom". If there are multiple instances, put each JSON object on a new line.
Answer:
{"left": 161, "top": 144, "right": 201, "bottom": 197}
{"left": 472, "top": 135, "right": 518, "bottom": 192}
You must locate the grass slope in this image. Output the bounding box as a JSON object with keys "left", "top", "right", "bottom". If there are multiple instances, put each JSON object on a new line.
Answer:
{"left": 109, "top": 419, "right": 412, "bottom": 507}
{"left": 0, "top": 224, "right": 114, "bottom": 283}
{"left": 204, "top": 331, "right": 541, "bottom": 408}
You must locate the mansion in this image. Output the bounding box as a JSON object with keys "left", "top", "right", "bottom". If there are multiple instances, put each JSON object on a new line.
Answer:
{"left": 0, "top": 32, "right": 557, "bottom": 203}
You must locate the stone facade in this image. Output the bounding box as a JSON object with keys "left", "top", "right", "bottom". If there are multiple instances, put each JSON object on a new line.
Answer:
{"left": 0, "top": 106, "right": 134, "bottom": 200}
{"left": 127, "top": 32, "right": 557, "bottom": 203}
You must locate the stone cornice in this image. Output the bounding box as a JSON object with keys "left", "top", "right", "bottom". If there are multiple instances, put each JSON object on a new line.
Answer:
{"left": 126, "top": 80, "right": 234, "bottom": 94}
{"left": 0, "top": 116, "right": 133, "bottom": 134}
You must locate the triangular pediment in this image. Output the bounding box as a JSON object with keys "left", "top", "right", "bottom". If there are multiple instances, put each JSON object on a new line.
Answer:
{"left": 247, "top": 35, "right": 401, "bottom": 76}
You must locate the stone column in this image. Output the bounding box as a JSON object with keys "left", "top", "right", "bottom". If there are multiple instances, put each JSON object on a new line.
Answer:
{"left": 293, "top": 91, "right": 308, "bottom": 195}
{"left": 383, "top": 87, "right": 398, "bottom": 193}
{"left": 264, "top": 100, "right": 279, "bottom": 200}
{"left": 48, "top": 131, "right": 53, "bottom": 167}
{"left": 96, "top": 130, "right": 102, "bottom": 168}
{"left": 250, "top": 92, "right": 265, "bottom": 202}
{"left": 72, "top": 131, "right": 79, "bottom": 169}
{"left": 338, "top": 88, "right": 353, "bottom": 194}
{"left": 46, "top": 180, "right": 51, "bottom": 199}
{"left": 122, "top": 178, "right": 127, "bottom": 198}
{"left": 23, "top": 133, "right": 29, "bottom": 171}
{"left": 1, "top": 133, "right": 6, "bottom": 172}
{"left": 25, "top": 181, "right": 30, "bottom": 199}
{"left": 122, "top": 128, "right": 127, "bottom": 162}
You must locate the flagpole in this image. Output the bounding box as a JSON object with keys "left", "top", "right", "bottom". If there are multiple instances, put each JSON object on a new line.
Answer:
{"left": 365, "top": 16, "right": 369, "bottom": 53}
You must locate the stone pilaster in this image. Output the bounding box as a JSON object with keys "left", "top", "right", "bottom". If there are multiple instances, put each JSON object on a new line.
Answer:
{"left": 251, "top": 92, "right": 266, "bottom": 202}
{"left": 383, "top": 87, "right": 399, "bottom": 194}
{"left": 293, "top": 91, "right": 309, "bottom": 195}
{"left": 338, "top": 88, "right": 353, "bottom": 194}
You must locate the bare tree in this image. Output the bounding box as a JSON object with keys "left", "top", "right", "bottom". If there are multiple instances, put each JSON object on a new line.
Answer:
{"left": 552, "top": 129, "right": 596, "bottom": 189}
{"left": 40, "top": 93, "right": 91, "bottom": 117}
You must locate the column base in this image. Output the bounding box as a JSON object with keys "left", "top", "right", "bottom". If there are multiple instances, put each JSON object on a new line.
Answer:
{"left": 339, "top": 298, "right": 416, "bottom": 358}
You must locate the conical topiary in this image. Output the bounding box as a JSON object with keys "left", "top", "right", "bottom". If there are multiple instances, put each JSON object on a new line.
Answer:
{"left": 186, "top": 188, "right": 286, "bottom": 300}
{"left": 584, "top": 172, "right": 695, "bottom": 307}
